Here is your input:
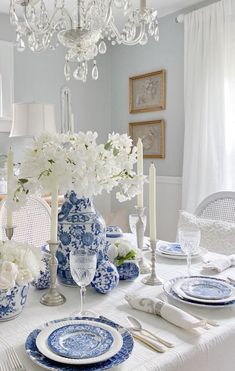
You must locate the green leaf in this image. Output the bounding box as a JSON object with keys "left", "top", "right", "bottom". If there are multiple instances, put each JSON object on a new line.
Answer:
{"left": 113, "top": 147, "right": 119, "bottom": 156}
{"left": 104, "top": 141, "right": 112, "bottom": 150}
{"left": 114, "top": 249, "right": 137, "bottom": 266}
{"left": 19, "top": 178, "right": 28, "bottom": 184}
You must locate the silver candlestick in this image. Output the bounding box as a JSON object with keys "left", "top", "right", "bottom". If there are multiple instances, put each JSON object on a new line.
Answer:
{"left": 5, "top": 226, "right": 15, "bottom": 240}
{"left": 40, "top": 241, "right": 66, "bottom": 306}
{"left": 142, "top": 240, "right": 163, "bottom": 286}
{"left": 136, "top": 207, "right": 151, "bottom": 274}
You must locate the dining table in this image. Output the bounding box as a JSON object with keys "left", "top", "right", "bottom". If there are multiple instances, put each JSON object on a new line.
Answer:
{"left": 1, "top": 249, "right": 235, "bottom": 371}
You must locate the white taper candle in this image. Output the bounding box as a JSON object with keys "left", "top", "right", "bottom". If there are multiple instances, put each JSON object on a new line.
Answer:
{"left": 50, "top": 182, "right": 59, "bottom": 243}
{"left": 149, "top": 163, "right": 157, "bottom": 241}
{"left": 6, "top": 148, "right": 14, "bottom": 228}
{"left": 137, "top": 138, "right": 144, "bottom": 208}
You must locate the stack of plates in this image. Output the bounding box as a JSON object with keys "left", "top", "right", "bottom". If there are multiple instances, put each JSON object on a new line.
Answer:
{"left": 156, "top": 241, "right": 205, "bottom": 260}
{"left": 25, "top": 316, "right": 134, "bottom": 371}
{"left": 164, "top": 276, "right": 235, "bottom": 308}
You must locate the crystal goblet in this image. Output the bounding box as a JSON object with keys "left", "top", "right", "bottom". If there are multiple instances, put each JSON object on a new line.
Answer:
{"left": 178, "top": 227, "right": 201, "bottom": 276}
{"left": 70, "top": 249, "right": 97, "bottom": 317}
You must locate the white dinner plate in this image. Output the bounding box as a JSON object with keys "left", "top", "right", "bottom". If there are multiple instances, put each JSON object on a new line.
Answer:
{"left": 36, "top": 319, "right": 123, "bottom": 365}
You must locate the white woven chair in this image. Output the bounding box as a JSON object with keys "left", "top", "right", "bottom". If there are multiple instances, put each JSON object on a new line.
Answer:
{"left": 195, "top": 191, "right": 235, "bottom": 223}
{"left": 0, "top": 196, "right": 51, "bottom": 248}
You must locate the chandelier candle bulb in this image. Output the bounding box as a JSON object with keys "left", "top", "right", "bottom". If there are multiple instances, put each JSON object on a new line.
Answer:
{"left": 70, "top": 113, "right": 75, "bottom": 133}
{"left": 6, "top": 148, "right": 14, "bottom": 228}
{"left": 140, "top": 0, "right": 147, "bottom": 11}
{"left": 149, "top": 163, "right": 157, "bottom": 241}
{"left": 137, "top": 138, "right": 144, "bottom": 208}
{"left": 50, "top": 182, "right": 59, "bottom": 244}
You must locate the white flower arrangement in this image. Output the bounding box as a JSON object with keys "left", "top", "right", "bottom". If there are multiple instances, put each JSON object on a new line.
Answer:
{"left": 107, "top": 239, "right": 137, "bottom": 266}
{"left": 8, "top": 132, "right": 145, "bottom": 209}
{"left": 0, "top": 241, "right": 42, "bottom": 290}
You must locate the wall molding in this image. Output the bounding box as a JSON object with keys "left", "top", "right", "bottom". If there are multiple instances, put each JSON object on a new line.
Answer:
{"left": 157, "top": 176, "right": 182, "bottom": 184}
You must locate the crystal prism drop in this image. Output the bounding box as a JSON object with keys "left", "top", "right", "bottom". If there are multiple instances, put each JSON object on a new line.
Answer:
{"left": 10, "top": 10, "right": 18, "bottom": 26}
{"left": 16, "top": 37, "right": 25, "bottom": 52}
{"left": 73, "top": 67, "right": 83, "bottom": 80}
{"left": 154, "top": 27, "right": 160, "bottom": 41}
{"left": 139, "top": 32, "right": 148, "bottom": 45}
{"left": 149, "top": 22, "right": 155, "bottom": 36}
{"left": 92, "top": 63, "right": 99, "bottom": 80}
{"left": 99, "top": 41, "right": 107, "bottom": 54}
{"left": 64, "top": 62, "right": 71, "bottom": 81}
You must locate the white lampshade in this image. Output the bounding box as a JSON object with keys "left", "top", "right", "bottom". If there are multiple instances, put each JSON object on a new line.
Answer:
{"left": 10, "top": 103, "right": 57, "bottom": 137}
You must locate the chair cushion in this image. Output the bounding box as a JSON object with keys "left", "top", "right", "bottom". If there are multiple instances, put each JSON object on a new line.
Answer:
{"left": 178, "top": 211, "right": 235, "bottom": 255}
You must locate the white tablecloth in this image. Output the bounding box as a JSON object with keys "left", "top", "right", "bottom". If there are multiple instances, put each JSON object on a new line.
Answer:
{"left": 1, "top": 253, "right": 235, "bottom": 371}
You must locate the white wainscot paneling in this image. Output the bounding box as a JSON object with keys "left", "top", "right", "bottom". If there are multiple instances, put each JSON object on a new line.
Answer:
{"left": 155, "top": 176, "right": 182, "bottom": 242}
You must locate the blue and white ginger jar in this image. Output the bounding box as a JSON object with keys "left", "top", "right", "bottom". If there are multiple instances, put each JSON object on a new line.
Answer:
{"left": 57, "top": 191, "right": 106, "bottom": 286}
{"left": 0, "top": 285, "right": 29, "bottom": 321}
{"left": 31, "top": 245, "right": 50, "bottom": 290}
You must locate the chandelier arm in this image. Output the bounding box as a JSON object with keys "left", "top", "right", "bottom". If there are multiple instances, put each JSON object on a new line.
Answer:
{"left": 22, "top": 4, "right": 72, "bottom": 35}
{"left": 108, "top": 19, "right": 145, "bottom": 46}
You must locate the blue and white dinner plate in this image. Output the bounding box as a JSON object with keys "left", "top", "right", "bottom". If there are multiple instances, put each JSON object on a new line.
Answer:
{"left": 156, "top": 241, "right": 202, "bottom": 259}
{"left": 164, "top": 276, "right": 235, "bottom": 307}
{"left": 179, "top": 277, "right": 232, "bottom": 300}
{"left": 36, "top": 319, "right": 123, "bottom": 365}
{"left": 48, "top": 323, "right": 114, "bottom": 359}
{"left": 25, "top": 316, "right": 134, "bottom": 371}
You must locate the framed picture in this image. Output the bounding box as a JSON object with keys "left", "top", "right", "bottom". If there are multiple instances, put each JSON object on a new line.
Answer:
{"left": 129, "top": 70, "right": 166, "bottom": 113}
{"left": 129, "top": 120, "right": 165, "bottom": 159}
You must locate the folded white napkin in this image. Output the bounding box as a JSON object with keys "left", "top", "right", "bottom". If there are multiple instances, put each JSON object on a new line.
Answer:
{"left": 202, "top": 254, "right": 235, "bottom": 273}
{"left": 125, "top": 295, "right": 203, "bottom": 330}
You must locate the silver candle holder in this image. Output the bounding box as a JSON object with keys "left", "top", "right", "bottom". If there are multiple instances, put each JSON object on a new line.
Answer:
{"left": 5, "top": 226, "right": 15, "bottom": 240}
{"left": 40, "top": 241, "right": 66, "bottom": 306}
{"left": 136, "top": 207, "right": 151, "bottom": 274}
{"left": 142, "top": 240, "right": 163, "bottom": 286}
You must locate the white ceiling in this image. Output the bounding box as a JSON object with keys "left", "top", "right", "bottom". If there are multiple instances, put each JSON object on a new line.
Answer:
{"left": 1, "top": 0, "right": 205, "bottom": 18}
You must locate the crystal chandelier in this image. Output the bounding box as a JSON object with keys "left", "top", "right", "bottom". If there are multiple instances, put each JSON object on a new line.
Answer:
{"left": 10, "top": 0, "right": 159, "bottom": 82}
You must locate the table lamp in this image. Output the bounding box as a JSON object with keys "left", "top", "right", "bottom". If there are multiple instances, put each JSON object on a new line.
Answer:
{"left": 9, "top": 102, "right": 57, "bottom": 137}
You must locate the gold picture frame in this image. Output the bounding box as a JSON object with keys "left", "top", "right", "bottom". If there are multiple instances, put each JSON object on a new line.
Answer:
{"left": 129, "top": 120, "right": 165, "bottom": 159}
{"left": 129, "top": 70, "right": 166, "bottom": 113}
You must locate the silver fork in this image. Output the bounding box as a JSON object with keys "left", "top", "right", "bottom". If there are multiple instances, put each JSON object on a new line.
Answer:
{"left": 0, "top": 338, "right": 26, "bottom": 371}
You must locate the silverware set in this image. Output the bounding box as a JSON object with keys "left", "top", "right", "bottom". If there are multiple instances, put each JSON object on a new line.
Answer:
{"left": 127, "top": 315, "right": 174, "bottom": 353}
{"left": 127, "top": 301, "right": 220, "bottom": 353}
{"left": 0, "top": 338, "right": 26, "bottom": 371}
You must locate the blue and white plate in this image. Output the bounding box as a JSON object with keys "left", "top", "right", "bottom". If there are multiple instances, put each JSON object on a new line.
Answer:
{"left": 48, "top": 323, "right": 114, "bottom": 359}
{"left": 156, "top": 241, "right": 206, "bottom": 260}
{"left": 164, "top": 276, "right": 235, "bottom": 307}
{"left": 36, "top": 319, "right": 123, "bottom": 365}
{"left": 180, "top": 277, "right": 232, "bottom": 300}
{"left": 25, "top": 316, "right": 134, "bottom": 371}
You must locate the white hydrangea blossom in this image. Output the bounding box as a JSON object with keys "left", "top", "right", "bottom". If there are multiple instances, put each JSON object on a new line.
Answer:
{"left": 9, "top": 131, "right": 146, "bottom": 209}
{"left": 0, "top": 241, "right": 42, "bottom": 290}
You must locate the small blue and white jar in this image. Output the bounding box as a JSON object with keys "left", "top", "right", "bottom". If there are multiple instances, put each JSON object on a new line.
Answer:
{"left": 31, "top": 245, "right": 50, "bottom": 290}
{"left": 91, "top": 260, "right": 119, "bottom": 294}
{"left": 0, "top": 285, "right": 29, "bottom": 321}
{"left": 117, "top": 260, "right": 140, "bottom": 281}
{"left": 106, "top": 226, "right": 123, "bottom": 243}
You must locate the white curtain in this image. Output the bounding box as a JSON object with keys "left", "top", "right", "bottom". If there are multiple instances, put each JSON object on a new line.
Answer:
{"left": 182, "top": 0, "right": 235, "bottom": 212}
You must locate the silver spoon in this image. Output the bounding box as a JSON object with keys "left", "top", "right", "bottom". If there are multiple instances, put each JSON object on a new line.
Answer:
{"left": 127, "top": 315, "right": 174, "bottom": 348}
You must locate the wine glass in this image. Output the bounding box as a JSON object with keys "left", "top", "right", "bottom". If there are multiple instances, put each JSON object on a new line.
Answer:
{"left": 178, "top": 227, "right": 201, "bottom": 276}
{"left": 70, "top": 249, "right": 97, "bottom": 317}
{"left": 129, "top": 214, "right": 147, "bottom": 235}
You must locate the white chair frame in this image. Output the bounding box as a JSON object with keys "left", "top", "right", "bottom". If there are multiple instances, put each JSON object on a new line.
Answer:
{"left": 195, "top": 191, "right": 235, "bottom": 224}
